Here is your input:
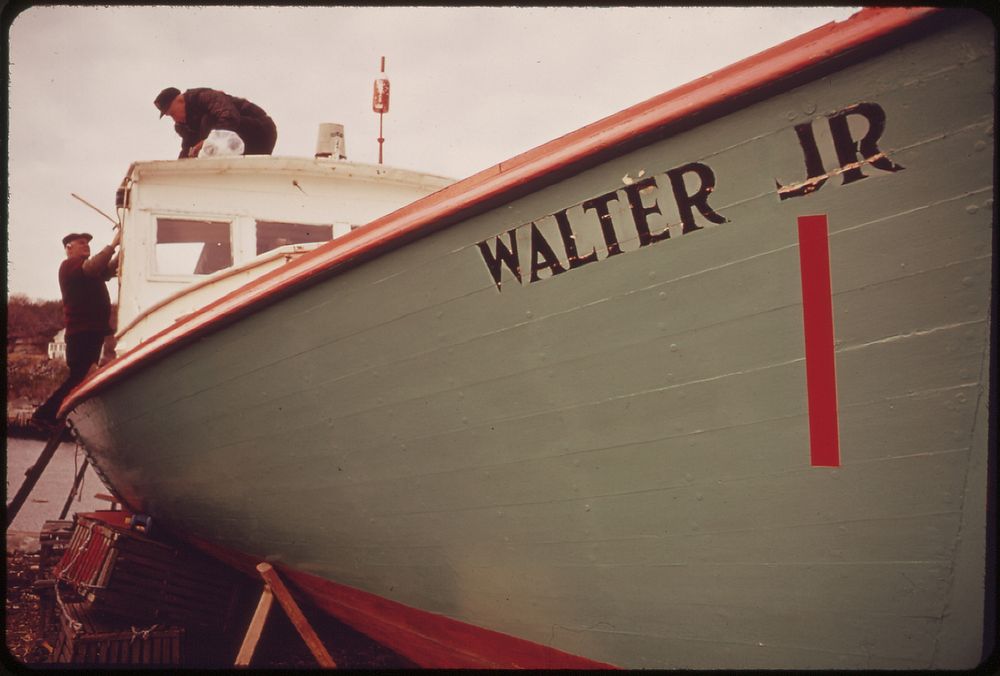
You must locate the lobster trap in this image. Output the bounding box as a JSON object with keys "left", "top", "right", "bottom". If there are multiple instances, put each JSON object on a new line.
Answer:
{"left": 51, "top": 600, "right": 184, "bottom": 666}
{"left": 53, "top": 512, "right": 244, "bottom": 632}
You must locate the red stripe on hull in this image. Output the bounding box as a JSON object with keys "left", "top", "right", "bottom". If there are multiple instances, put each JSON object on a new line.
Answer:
{"left": 797, "top": 214, "right": 841, "bottom": 467}
{"left": 184, "top": 534, "right": 618, "bottom": 669}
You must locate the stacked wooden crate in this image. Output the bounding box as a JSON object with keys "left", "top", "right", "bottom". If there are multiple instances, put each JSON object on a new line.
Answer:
{"left": 48, "top": 512, "right": 246, "bottom": 665}
{"left": 38, "top": 520, "right": 75, "bottom": 573}
{"left": 52, "top": 601, "right": 184, "bottom": 666}
{"left": 34, "top": 520, "right": 76, "bottom": 637}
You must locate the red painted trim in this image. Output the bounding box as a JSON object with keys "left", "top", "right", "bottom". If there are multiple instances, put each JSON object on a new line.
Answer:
{"left": 180, "top": 533, "right": 617, "bottom": 669}
{"left": 76, "top": 513, "right": 614, "bottom": 666}
{"left": 59, "top": 6, "right": 941, "bottom": 416}
{"left": 797, "top": 215, "right": 841, "bottom": 467}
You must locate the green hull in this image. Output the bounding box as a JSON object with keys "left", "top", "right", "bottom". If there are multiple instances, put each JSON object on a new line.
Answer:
{"left": 69, "top": 10, "right": 993, "bottom": 668}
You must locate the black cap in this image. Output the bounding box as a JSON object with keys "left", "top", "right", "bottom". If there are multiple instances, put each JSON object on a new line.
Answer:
{"left": 62, "top": 233, "right": 93, "bottom": 246}
{"left": 154, "top": 87, "right": 181, "bottom": 118}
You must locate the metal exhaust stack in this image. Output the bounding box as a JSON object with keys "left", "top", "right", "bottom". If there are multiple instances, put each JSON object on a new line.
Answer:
{"left": 315, "top": 123, "right": 347, "bottom": 160}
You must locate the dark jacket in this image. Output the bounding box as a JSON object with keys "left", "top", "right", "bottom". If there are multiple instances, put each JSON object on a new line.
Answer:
{"left": 174, "top": 88, "right": 276, "bottom": 158}
{"left": 59, "top": 257, "right": 113, "bottom": 337}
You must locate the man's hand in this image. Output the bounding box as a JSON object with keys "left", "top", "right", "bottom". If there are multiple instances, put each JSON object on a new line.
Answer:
{"left": 189, "top": 140, "right": 204, "bottom": 157}
{"left": 82, "top": 231, "right": 122, "bottom": 279}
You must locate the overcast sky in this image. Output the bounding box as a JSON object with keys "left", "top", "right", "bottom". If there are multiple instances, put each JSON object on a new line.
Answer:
{"left": 6, "top": 5, "right": 860, "bottom": 301}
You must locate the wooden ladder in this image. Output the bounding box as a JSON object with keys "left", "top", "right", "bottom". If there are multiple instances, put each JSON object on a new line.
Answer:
{"left": 6, "top": 423, "right": 67, "bottom": 527}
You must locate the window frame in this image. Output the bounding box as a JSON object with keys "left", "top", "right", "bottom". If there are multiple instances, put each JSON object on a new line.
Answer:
{"left": 254, "top": 220, "right": 336, "bottom": 257}
{"left": 148, "top": 214, "right": 238, "bottom": 281}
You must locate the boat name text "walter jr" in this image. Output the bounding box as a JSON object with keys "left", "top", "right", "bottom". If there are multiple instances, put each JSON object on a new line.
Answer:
{"left": 476, "top": 101, "right": 904, "bottom": 292}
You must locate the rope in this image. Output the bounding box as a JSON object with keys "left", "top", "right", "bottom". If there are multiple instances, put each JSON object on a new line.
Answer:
{"left": 66, "top": 428, "right": 123, "bottom": 506}
{"left": 130, "top": 624, "right": 161, "bottom": 643}
{"left": 53, "top": 582, "right": 83, "bottom": 632}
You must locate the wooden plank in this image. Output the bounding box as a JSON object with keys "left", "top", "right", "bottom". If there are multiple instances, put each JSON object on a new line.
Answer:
{"left": 52, "top": 628, "right": 67, "bottom": 663}
{"left": 108, "top": 566, "right": 233, "bottom": 606}
{"left": 113, "top": 541, "right": 241, "bottom": 592}
{"left": 114, "top": 545, "right": 223, "bottom": 580}
{"left": 234, "top": 585, "right": 274, "bottom": 666}
{"left": 89, "top": 587, "right": 212, "bottom": 625}
{"left": 256, "top": 563, "right": 336, "bottom": 668}
{"left": 112, "top": 553, "right": 238, "bottom": 598}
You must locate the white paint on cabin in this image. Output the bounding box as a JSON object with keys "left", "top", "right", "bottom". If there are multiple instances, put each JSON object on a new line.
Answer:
{"left": 114, "top": 155, "right": 453, "bottom": 354}
{"left": 48, "top": 328, "right": 66, "bottom": 361}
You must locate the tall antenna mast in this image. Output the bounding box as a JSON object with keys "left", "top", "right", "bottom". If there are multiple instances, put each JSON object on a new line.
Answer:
{"left": 372, "top": 56, "right": 390, "bottom": 164}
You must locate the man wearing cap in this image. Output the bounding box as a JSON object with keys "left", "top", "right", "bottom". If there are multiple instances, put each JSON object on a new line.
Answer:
{"left": 30, "top": 230, "right": 121, "bottom": 430}
{"left": 154, "top": 86, "right": 277, "bottom": 159}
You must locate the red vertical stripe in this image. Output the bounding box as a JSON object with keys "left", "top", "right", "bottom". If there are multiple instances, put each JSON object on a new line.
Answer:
{"left": 797, "top": 214, "right": 841, "bottom": 467}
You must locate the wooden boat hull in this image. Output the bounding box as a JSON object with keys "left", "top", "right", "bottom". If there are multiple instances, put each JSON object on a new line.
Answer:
{"left": 65, "top": 9, "right": 993, "bottom": 669}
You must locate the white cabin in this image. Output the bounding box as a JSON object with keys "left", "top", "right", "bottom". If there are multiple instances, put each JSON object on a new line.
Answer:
{"left": 113, "top": 152, "right": 453, "bottom": 355}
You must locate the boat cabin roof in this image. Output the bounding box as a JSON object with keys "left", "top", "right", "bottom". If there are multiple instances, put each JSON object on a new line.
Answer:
{"left": 122, "top": 155, "right": 453, "bottom": 185}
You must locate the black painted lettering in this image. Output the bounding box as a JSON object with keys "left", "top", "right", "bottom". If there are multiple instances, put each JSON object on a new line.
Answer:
{"left": 476, "top": 229, "right": 521, "bottom": 292}
{"left": 529, "top": 223, "right": 567, "bottom": 283}
{"left": 777, "top": 101, "right": 904, "bottom": 200}
{"left": 582, "top": 191, "right": 624, "bottom": 257}
{"left": 478, "top": 158, "right": 738, "bottom": 291}
{"left": 667, "top": 163, "right": 726, "bottom": 233}
{"left": 554, "top": 209, "right": 598, "bottom": 269}
{"left": 828, "top": 102, "right": 904, "bottom": 185}
{"left": 623, "top": 177, "right": 669, "bottom": 247}
{"left": 776, "top": 122, "right": 828, "bottom": 200}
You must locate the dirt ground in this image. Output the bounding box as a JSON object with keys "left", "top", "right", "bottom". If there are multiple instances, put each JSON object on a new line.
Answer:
{"left": 4, "top": 546, "right": 415, "bottom": 669}
{"left": 5, "top": 549, "right": 52, "bottom": 665}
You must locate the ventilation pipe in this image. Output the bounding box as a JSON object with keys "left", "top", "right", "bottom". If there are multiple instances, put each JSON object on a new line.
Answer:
{"left": 315, "top": 123, "right": 347, "bottom": 160}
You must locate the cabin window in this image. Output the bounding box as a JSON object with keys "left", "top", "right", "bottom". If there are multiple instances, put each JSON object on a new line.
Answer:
{"left": 256, "top": 222, "right": 334, "bottom": 256}
{"left": 155, "top": 218, "right": 233, "bottom": 276}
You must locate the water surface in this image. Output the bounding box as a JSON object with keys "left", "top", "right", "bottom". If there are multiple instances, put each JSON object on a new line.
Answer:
{"left": 6, "top": 437, "right": 106, "bottom": 548}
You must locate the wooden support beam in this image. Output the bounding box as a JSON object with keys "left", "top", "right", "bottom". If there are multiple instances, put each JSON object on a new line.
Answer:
{"left": 234, "top": 586, "right": 274, "bottom": 667}
{"left": 94, "top": 493, "right": 121, "bottom": 510}
{"left": 234, "top": 562, "right": 336, "bottom": 668}
{"left": 6, "top": 424, "right": 66, "bottom": 527}
{"left": 257, "top": 562, "right": 336, "bottom": 668}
